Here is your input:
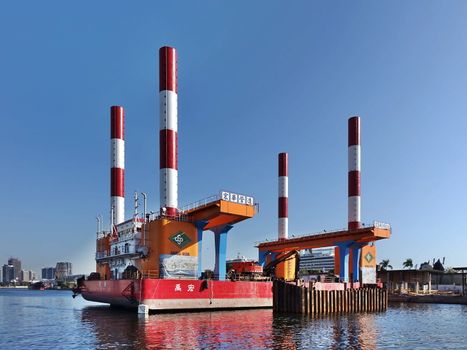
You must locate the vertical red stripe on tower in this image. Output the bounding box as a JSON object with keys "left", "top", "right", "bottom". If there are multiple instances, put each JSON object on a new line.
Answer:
{"left": 111, "top": 168, "right": 124, "bottom": 197}
{"left": 279, "top": 153, "right": 288, "bottom": 177}
{"left": 348, "top": 171, "right": 361, "bottom": 197}
{"left": 348, "top": 117, "right": 360, "bottom": 147}
{"left": 159, "top": 46, "right": 177, "bottom": 93}
{"left": 278, "top": 197, "right": 288, "bottom": 218}
{"left": 111, "top": 106, "right": 124, "bottom": 139}
{"left": 159, "top": 129, "right": 178, "bottom": 170}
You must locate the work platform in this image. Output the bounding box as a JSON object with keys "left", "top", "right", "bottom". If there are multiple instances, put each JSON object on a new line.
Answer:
{"left": 183, "top": 197, "right": 256, "bottom": 230}
{"left": 256, "top": 223, "right": 390, "bottom": 252}
{"left": 257, "top": 222, "right": 391, "bottom": 283}
{"left": 181, "top": 193, "right": 257, "bottom": 280}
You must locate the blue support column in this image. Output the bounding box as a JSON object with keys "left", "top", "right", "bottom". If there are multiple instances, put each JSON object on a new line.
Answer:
{"left": 349, "top": 243, "right": 365, "bottom": 283}
{"left": 351, "top": 246, "right": 361, "bottom": 283}
{"left": 258, "top": 251, "right": 278, "bottom": 269}
{"left": 336, "top": 242, "right": 351, "bottom": 282}
{"left": 195, "top": 221, "right": 208, "bottom": 278}
{"left": 258, "top": 250, "right": 269, "bottom": 268}
{"left": 212, "top": 225, "right": 233, "bottom": 281}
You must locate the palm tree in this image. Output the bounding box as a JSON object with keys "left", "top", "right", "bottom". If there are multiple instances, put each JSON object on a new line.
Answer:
{"left": 379, "top": 259, "right": 393, "bottom": 271}
{"left": 402, "top": 258, "right": 413, "bottom": 269}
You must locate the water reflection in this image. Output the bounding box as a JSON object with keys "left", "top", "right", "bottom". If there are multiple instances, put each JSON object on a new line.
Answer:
{"left": 3, "top": 290, "right": 467, "bottom": 349}
{"left": 270, "top": 313, "right": 380, "bottom": 350}
{"left": 82, "top": 307, "right": 277, "bottom": 349}
{"left": 143, "top": 310, "right": 274, "bottom": 349}
{"left": 80, "top": 306, "right": 384, "bottom": 349}
{"left": 329, "top": 314, "right": 378, "bottom": 349}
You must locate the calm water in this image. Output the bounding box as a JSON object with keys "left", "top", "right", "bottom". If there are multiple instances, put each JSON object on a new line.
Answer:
{"left": 1, "top": 289, "right": 467, "bottom": 349}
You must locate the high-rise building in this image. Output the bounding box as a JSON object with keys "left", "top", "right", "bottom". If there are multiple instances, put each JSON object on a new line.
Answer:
{"left": 7, "top": 258, "right": 21, "bottom": 280}
{"left": 41, "top": 267, "right": 56, "bottom": 280}
{"left": 55, "top": 262, "right": 72, "bottom": 282}
{"left": 299, "top": 248, "right": 335, "bottom": 273}
{"left": 2, "top": 265, "right": 15, "bottom": 283}
{"left": 20, "top": 270, "right": 35, "bottom": 282}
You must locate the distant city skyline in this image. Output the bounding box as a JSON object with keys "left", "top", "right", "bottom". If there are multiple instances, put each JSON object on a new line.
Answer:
{"left": 2, "top": 2, "right": 467, "bottom": 274}
{"left": 1, "top": 256, "right": 74, "bottom": 283}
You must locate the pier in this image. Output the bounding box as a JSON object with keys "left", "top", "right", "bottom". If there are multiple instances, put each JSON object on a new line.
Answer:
{"left": 273, "top": 280, "right": 388, "bottom": 315}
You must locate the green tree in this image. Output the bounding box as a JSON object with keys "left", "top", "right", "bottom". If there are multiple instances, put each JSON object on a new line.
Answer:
{"left": 402, "top": 258, "right": 413, "bottom": 269}
{"left": 379, "top": 259, "right": 393, "bottom": 271}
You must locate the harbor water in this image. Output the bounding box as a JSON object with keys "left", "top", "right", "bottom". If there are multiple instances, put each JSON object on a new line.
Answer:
{"left": 1, "top": 289, "right": 467, "bottom": 349}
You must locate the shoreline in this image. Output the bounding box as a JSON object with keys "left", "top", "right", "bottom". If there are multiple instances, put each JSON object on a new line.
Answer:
{"left": 389, "top": 294, "right": 467, "bottom": 305}
{"left": 0, "top": 286, "right": 72, "bottom": 291}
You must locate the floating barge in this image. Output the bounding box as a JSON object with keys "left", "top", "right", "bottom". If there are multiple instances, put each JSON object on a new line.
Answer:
{"left": 79, "top": 279, "right": 272, "bottom": 311}
{"left": 74, "top": 46, "right": 272, "bottom": 313}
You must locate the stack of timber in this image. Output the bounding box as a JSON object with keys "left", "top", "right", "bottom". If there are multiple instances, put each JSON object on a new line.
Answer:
{"left": 273, "top": 280, "right": 388, "bottom": 315}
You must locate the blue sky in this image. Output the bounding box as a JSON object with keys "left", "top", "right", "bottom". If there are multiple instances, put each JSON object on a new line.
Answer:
{"left": 1, "top": 1, "right": 467, "bottom": 274}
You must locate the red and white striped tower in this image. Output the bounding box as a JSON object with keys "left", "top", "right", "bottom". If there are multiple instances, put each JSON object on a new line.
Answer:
{"left": 159, "top": 46, "right": 178, "bottom": 216}
{"left": 110, "top": 106, "right": 125, "bottom": 225}
{"left": 278, "top": 153, "right": 288, "bottom": 240}
{"left": 348, "top": 116, "right": 361, "bottom": 230}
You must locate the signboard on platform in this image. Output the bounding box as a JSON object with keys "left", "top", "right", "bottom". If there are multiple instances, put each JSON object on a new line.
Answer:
{"left": 221, "top": 191, "right": 254, "bottom": 206}
{"left": 160, "top": 254, "right": 197, "bottom": 279}
{"left": 373, "top": 221, "right": 391, "bottom": 230}
{"left": 360, "top": 245, "right": 377, "bottom": 284}
{"left": 361, "top": 267, "right": 376, "bottom": 284}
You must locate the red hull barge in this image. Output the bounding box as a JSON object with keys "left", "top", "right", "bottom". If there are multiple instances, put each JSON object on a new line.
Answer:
{"left": 80, "top": 279, "right": 273, "bottom": 311}
{"left": 77, "top": 46, "right": 272, "bottom": 314}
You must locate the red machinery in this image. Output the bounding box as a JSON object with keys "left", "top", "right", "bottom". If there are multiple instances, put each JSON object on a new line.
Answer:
{"left": 227, "top": 258, "right": 263, "bottom": 280}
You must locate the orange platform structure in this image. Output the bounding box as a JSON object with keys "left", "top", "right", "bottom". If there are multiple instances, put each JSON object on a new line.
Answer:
{"left": 258, "top": 116, "right": 391, "bottom": 283}
{"left": 96, "top": 192, "right": 258, "bottom": 282}
{"left": 258, "top": 223, "right": 391, "bottom": 283}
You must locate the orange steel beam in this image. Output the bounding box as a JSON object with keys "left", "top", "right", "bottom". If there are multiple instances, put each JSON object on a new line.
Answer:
{"left": 257, "top": 226, "right": 390, "bottom": 252}
{"left": 183, "top": 200, "right": 256, "bottom": 230}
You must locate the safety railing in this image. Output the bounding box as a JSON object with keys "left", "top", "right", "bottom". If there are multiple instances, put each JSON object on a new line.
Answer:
{"left": 147, "top": 212, "right": 194, "bottom": 223}
{"left": 95, "top": 251, "right": 109, "bottom": 259}
{"left": 179, "top": 191, "right": 259, "bottom": 214}
{"left": 96, "top": 244, "right": 145, "bottom": 260}
{"left": 180, "top": 194, "right": 220, "bottom": 213}
{"left": 226, "top": 273, "right": 271, "bottom": 282}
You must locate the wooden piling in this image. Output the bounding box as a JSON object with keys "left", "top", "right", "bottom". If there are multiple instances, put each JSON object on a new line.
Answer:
{"left": 273, "top": 281, "right": 388, "bottom": 315}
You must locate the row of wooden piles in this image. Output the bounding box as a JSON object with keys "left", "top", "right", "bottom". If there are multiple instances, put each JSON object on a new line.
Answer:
{"left": 273, "top": 280, "right": 388, "bottom": 314}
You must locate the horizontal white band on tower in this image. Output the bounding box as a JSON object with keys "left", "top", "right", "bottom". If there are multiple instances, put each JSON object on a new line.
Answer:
{"left": 348, "top": 145, "right": 361, "bottom": 172}
{"left": 111, "top": 139, "right": 125, "bottom": 169}
{"left": 111, "top": 196, "right": 125, "bottom": 225}
{"left": 278, "top": 176, "right": 288, "bottom": 197}
{"left": 159, "top": 90, "right": 178, "bottom": 132}
{"left": 348, "top": 196, "right": 361, "bottom": 223}
{"left": 278, "top": 218, "right": 288, "bottom": 239}
{"left": 160, "top": 168, "right": 178, "bottom": 209}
